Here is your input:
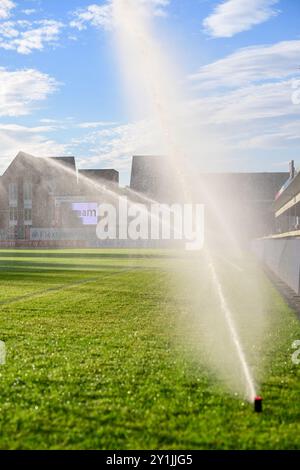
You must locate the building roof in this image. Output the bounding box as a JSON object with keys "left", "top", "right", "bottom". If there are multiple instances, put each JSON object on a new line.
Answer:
{"left": 1, "top": 152, "right": 77, "bottom": 178}
{"left": 1, "top": 151, "right": 34, "bottom": 177}
{"left": 194, "top": 172, "right": 290, "bottom": 201}
{"left": 0, "top": 153, "right": 119, "bottom": 186}
{"left": 49, "top": 156, "right": 76, "bottom": 172}
{"left": 78, "top": 169, "right": 119, "bottom": 183}
{"left": 130, "top": 155, "right": 289, "bottom": 202}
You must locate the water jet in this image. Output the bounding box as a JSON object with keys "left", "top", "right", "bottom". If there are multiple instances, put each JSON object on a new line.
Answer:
{"left": 111, "top": 0, "right": 263, "bottom": 404}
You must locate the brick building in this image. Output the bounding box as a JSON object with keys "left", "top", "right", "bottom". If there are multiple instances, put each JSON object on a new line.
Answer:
{"left": 0, "top": 151, "right": 119, "bottom": 245}
{"left": 0, "top": 152, "right": 292, "bottom": 248}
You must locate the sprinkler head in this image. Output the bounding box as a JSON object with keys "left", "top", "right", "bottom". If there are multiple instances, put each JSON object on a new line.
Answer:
{"left": 254, "top": 396, "right": 263, "bottom": 412}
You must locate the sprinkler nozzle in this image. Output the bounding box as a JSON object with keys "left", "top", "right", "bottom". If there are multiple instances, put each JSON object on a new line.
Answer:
{"left": 254, "top": 396, "right": 263, "bottom": 412}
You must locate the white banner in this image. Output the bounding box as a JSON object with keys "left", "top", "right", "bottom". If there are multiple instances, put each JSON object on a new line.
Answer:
{"left": 30, "top": 228, "right": 89, "bottom": 241}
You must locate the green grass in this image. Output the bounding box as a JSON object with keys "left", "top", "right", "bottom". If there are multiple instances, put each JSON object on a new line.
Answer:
{"left": 0, "top": 248, "right": 299, "bottom": 449}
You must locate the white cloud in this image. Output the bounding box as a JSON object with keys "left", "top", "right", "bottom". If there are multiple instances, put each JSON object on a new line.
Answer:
{"left": 189, "top": 86, "right": 300, "bottom": 152}
{"left": 78, "top": 121, "right": 117, "bottom": 129}
{"left": 0, "top": 123, "right": 57, "bottom": 133}
{"left": 187, "top": 39, "right": 300, "bottom": 154}
{"left": 184, "top": 78, "right": 300, "bottom": 150}
{"left": 40, "top": 118, "right": 61, "bottom": 124}
{"left": 0, "top": 19, "right": 64, "bottom": 54}
{"left": 74, "top": 120, "right": 163, "bottom": 171}
{"left": 70, "top": 0, "right": 170, "bottom": 31}
{"left": 22, "top": 9, "right": 37, "bottom": 16}
{"left": 203, "top": 0, "right": 279, "bottom": 38}
{"left": 0, "top": 20, "right": 18, "bottom": 37}
{"left": 190, "top": 40, "right": 300, "bottom": 89}
{"left": 0, "top": 124, "right": 70, "bottom": 174}
{"left": 71, "top": 41, "right": 300, "bottom": 171}
{"left": 227, "top": 119, "right": 300, "bottom": 150}
{"left": 70, "top": 4, "right": 112, "bottom": 31}
{"left": 190, "top": 80, "right": 297, "bottom": 124}
{"left": 0, "top": 67, "right": 58, "bottom": 117}
{"left": 0, "top": 0, "right": 15, "bottom": 20}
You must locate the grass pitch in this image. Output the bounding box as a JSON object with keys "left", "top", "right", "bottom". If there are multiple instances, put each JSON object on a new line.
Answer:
{"left": 0, "top": 249, "right": 299, "bottom": 450}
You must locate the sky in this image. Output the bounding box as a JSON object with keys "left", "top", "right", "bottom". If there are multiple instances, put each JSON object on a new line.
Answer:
{"left": 0, "top": 0, "right": 299, "bottom": 185}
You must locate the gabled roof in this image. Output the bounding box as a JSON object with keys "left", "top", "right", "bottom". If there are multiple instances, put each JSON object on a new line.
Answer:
{"left": 1, "top": 152, "right": 77, "bottom": 178}
{"left": 1, "top": 151, "right": 34, "bottom": 177}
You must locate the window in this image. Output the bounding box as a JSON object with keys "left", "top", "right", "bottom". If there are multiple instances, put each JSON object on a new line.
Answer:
{"left": 9, "top": 207, "right": 18, "bottom": 223}
{"left": 24, "top": 209, "right": 32, "bottom": 223}
{"left": 9, "top": 183, "right": 18, "bottom": 205}
{"left": 24, "top": 181, "right": 32, "bottom": 201}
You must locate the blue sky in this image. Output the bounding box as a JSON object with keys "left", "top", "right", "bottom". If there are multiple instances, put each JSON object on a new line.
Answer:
{"left": 0, "top": 0, "right": 300, "bottom": 184}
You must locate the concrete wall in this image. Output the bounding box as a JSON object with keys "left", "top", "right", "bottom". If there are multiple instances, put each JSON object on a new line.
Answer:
{"left": 252, "top": 238, "right": 300, "bottom": 294}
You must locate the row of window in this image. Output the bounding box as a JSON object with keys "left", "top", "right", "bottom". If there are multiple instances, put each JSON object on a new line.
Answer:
{"left": 9, "top": 208, "right": 32, "bottom": 222}
{"left": 9, "top": 182, "right": 32, "bottom": 203}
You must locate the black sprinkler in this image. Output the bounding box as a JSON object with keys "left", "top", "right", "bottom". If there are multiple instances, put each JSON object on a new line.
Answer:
{"left": 254, "top": 396, "right": 263, "bottom": 412}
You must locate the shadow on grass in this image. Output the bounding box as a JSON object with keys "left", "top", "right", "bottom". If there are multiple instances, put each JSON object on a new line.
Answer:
{"left": 0, "top": 251, "right": 181, "bottom": 260}
{"left": 0, "top": 261, "right": 157, "bottom": 272}
{"left": 0, "top": 268, "right": 140, "bottom": 306}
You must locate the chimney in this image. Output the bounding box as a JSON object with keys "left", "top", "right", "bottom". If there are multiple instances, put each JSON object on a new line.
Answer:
{"left": 289, "top": 160, "right": 295, "bottom": 179}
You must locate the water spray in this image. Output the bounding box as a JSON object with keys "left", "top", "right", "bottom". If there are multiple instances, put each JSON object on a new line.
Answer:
{"left": 205, "top": 250, "right": 257, "bottom": 403}
{"left": 111, "top": 0, "right": 263, "bottom": 409}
